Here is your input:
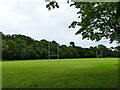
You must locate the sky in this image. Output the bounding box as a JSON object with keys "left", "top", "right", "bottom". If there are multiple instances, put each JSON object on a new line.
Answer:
{"left": 0, "top": 0, "right": 117, "bottom": 48}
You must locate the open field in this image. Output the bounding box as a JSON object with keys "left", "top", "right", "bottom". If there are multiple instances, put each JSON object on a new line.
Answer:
{"left": 2, "top": 58, "right": 118, "bottom": 88}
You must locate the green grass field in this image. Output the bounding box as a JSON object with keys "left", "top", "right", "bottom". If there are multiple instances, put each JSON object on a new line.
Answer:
{"left": 2, "top": 58, "right": 118, "bottom": 88}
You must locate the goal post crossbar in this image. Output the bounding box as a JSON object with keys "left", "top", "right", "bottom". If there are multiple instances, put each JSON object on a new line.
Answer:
{"left": 49, "top": 55, "right": 59, "bottom": 56}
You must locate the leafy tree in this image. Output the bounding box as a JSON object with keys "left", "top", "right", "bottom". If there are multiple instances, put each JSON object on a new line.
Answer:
{"left": 89, "top": 46, "right": 96, "bottom": 57}
{"left": 75, "top": 46, "right": 83, "bottom": 57}
{"left": 2, "top": 33, "right": 119, "bottom": 60}
{"left": 2, "top": 40, "right": 9, "bottom": 60}
{"left": 32, "top": 41, "right": 41, "bottom": 58}
{"left": 60, "top": 45, "right": 72, "bottom": 58}
{"left": 25, "top": 46, "right": 36, "bottom": 59}
{"left": 69, "top": 2, "right": 120, "bottom": 43}
{"left": 39, "top": 48, "right": 48, "bottom": 59}
{"left": 7, "top": 40, "right": 17, "bottom": 59}
{"left": 14, "top": 37, "right": 27, "bottom": 59}
{"left": 115, "top": 46, "right": 120, "bottom": 57}
{"left": 7, "top": 40, "right": 16, "bottom": 51}
{"left": 46, "top": 1, "right": 120, "bottom": 43}
{"left": 97, "top": 44, "right": 109, "bottom": 57}
{"left": 46, "top": 1, "right": 59, "bottom": 10}
{"left": 69, "top": 46, "right": 79, "bottom": 58}
{"left": 70, "top": 41, "right": 75, "bottom": 48}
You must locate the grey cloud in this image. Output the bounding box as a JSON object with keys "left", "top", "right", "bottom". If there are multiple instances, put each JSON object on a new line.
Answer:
{"left": 0, "top": 0, "right": 117, "bottom": 48}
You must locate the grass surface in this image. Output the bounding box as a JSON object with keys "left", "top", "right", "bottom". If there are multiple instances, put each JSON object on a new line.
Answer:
{"left": 2, "top": 58, "right": 118, "bottom": 88}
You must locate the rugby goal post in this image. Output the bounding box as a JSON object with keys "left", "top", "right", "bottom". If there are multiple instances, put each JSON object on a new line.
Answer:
{"left": 48, "top": 42, "right": 59, "bottom": 61}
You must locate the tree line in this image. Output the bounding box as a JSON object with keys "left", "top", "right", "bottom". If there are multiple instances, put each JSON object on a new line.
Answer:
{"left": 2, "top": 33, "right": 120, "bottom": 60}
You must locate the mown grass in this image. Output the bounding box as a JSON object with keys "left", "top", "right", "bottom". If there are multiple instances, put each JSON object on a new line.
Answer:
{"left": 2, "top": 58, "right": 118, "bottom": 88}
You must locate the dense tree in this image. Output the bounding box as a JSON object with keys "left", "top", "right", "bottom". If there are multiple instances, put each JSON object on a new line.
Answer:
{"left": 97, "top": 44, "right": 108, "bottom": 57}
{"left": 69, "top": 2, "right": 120, "bottom": 43}
{"left": 7, "top": 40, "right": 17, "bottom": 59}
{"left": 32, "top": 41, "right": 40, "bottom": 58}
{"left": 2, "top": 40, "right": 9, "bottom": 60}
{"left": 115, "top": 46, "right": 120, "bottom": 57}
{"left": 69, "top": 46, "right": 79, "bottom": 58}
{"left": 60, "top": 45, "right": 71, "bottom": 58}
{"left": 70, "top": 42, "right": 76, "bottom": 48}
{"left": 14, "top": 37, "right": 27, "bottom": 59}
{"left": 2, "top": 33, "right": 119, "bottom": 60}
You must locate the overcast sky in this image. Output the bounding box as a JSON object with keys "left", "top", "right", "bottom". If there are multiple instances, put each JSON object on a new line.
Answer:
{"left": 0, "top": 0, "right": 117, "bottom": 48}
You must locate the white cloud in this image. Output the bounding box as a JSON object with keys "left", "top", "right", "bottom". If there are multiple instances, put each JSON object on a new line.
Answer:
{"left": 0, "top": 0, "right": 117, "bottom": 48}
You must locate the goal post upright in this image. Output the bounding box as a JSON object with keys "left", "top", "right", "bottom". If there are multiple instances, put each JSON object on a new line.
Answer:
{"left": 101, "top": 50, "right": 103, "bottom": 58}
{"left": 48, "top": 42, "right": 50, "bottom": 61}
{"left": 96, "top": 50, "right": 98, "bottom": 58}
{"left": 96, "top": 50, "right": 103, "bottom": 58}
{"left": 57, "top": 43, "right": 59, "bottom": 61}
{"left": 48, "top": 41, "right": 59, "bottom": 62}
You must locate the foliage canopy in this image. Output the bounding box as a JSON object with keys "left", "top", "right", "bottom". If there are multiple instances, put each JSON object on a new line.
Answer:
{"left": 46, "top": 1, "right": 120, "bottom": 43}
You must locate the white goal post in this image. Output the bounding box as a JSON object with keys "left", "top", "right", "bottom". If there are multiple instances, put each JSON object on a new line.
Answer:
{"left": 48, "top": 42, "right": 59, "bottom": 61}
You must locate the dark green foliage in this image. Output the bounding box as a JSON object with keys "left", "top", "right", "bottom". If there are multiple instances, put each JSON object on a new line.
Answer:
{"left": 70, "top": 41, "right": 75, "bottom": 48}
{"left": 2, "top": 33, "right": 119, "bottom": 60}
{"left": 46, "top": 2, "right": 120, "bottom": 43}
{"left": 46, "top": 1, "right": 59, "bottom": 11}
{"left": 69, "top": 2, "right": 120, "bottom": 43}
